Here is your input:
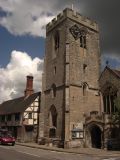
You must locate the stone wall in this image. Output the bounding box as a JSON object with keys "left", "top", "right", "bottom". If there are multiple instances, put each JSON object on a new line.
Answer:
{"left": 42, "top": 8, "right": 101, "bottom": 148}
{"left": 100, "top": 67, "right": 120, "bottom": 95}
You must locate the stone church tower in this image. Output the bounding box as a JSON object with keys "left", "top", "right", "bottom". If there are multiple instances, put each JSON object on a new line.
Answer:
{"left": 40, "top": 8, "right": 101, "bottom": 148}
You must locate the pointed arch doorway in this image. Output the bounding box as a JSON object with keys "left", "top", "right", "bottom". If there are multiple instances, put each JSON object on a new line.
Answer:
{"left": 90, "top": 125, "right": 102, "bottom": 148}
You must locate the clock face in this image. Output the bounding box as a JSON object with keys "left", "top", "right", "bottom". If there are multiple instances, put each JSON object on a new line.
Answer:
{"left": 69, "top": 24, "right": 81, "bottom": 40}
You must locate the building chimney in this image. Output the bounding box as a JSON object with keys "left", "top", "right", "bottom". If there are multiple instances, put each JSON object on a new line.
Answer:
{"left": 24, "top": 75, "right": 34, "bottom": 97}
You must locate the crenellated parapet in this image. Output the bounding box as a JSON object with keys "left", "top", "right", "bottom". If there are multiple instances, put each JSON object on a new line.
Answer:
{"left": 46, "top": 8, "right": 99, "bottom": 33}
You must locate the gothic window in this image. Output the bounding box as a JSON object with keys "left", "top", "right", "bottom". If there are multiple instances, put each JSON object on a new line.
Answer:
{"left": 103, "top": 96, "right": 107, "bottom": 113}
{"left": 54, "top": 31, "right": 59, "bottom": 50}
{"left": 82, "top": 82, "right": 88, "bottom": 96}
{"left": 51, "top": 84, "right": 57, "bottom": 98}
{"left": 80, "top": 31, "right": 86, "bottom": 49}
{"left": 107, "top": 95, "right": 110, "bottom": 114}
{"left": 69, "top": 24, "right": 81, "bottom": 40}
{"left": 54, "top": 66, "right": 56, "bottom": 75}
{"left": 83, "top": 64, "right": 87, "bottom": 73}
{"left": 69, "top": 25, "right": 87, "bottom": 48}
{"left": 102, "top": 85, "right": 118, "bottom": 114}
{"left": 114, "top": 94, "right": 118, "bottom": 112}
{"left": 111, "top": 95, "right": 115, "bottom": 113}
{"left": 49, "top": 105, "right": 57, "bottom": 138}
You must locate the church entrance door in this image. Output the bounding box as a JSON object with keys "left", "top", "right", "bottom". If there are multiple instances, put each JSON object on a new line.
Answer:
{"left": 90, "top": 125, "right": 102, "bottom": 148}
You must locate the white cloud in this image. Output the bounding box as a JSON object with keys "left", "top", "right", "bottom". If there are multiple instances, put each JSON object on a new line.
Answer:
{"left": 0, "top": 0, "right": 87, "bottom": 37}
{"left": 0, "top": 0, "right": 59, "bottom": 37}
{"left": 0, "top": 50, "right": 43, "bottom": 103}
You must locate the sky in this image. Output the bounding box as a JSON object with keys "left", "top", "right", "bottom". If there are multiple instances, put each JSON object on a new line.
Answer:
{"left": 0, "top": 0, "right": 120, "bottom": 103}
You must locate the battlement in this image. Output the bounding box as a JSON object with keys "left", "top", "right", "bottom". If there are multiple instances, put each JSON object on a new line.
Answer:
{"left": 46, "top": 8, "right": 99, "bottom": 33}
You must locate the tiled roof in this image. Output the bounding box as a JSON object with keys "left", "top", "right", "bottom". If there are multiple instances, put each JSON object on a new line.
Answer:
{"left": 100, "top": 66, "right": 120, "bottom": 80}
{"left": 112, "top": 69, "right": 120, "bottom": 78}
{"left": 0, "top": 92, "right": 40, "bottom": 115}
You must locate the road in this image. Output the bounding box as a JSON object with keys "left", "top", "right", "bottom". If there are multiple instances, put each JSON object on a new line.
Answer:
{"left": 0, "top": 144, "right": 119, "bottom": 160}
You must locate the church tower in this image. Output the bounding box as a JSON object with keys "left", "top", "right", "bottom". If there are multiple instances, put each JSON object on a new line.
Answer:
{"left": 41, "top": 8, "right": 101, "bottom": 148}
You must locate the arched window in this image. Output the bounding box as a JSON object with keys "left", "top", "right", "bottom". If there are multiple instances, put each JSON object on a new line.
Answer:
{"left": 49, "top": 105, "right": 57, "bottom": 138}
{"left": 82, "top": 82, "right": 88, "bottom": 96}
{"left": 80, "top": 30, "right": 86, "bottom": 49}
{"left": 51, "top": 84, "right": 57, "bottom": 98}
{"left": 83, "top": 64, "right": 87, "bottom": 73}
{"left": 54, "top": 31, "right": 59, "bottom": 50}
{"left": 102, "top": 84, "right": 118, "bottom": 114}
{"left": 54, "top": 66, "right": 56, "bottom": 75}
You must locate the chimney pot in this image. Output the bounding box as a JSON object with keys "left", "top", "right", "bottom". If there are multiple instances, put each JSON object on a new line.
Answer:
{"left": 24, "top": 75, "right": 34, "bottom": 97}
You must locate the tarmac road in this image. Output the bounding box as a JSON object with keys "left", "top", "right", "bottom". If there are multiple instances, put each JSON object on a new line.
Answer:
{"left": 0, "top": 144, "right": 119, "bottom": 160}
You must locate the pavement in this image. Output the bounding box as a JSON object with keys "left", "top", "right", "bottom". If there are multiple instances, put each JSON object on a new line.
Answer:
{"left": 16, "top": 142, "right": 120, "bottom": 158}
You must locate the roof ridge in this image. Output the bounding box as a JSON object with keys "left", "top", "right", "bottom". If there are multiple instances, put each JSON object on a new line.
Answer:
{"left": 0, "top": 92, "right": 40, "bottom": 115}
{"left": 111, "top": 68, "right": 120, "bottom": 78}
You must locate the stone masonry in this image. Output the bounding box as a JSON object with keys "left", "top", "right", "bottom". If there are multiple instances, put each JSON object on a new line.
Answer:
{"left": 39, "top": 8, "right": 101, "bottom": 148}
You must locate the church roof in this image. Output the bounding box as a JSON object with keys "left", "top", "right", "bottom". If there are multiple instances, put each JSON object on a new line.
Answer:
{"left": 100, "top": 66, "right": 120, "bottom": 80}
{"left": 0, "top": 92, "right": 40, "bottom": 115}
{"left": 112, "top": 69, "right": 120, "bottom": 78}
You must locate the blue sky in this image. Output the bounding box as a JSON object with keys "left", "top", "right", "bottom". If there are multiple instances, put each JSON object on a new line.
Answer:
{"left": 0, "top": 26, "right": 45, "bottom": 67}
{"left": 0, "top": 0, "right": 120, "bottom": 68}
{"left": 0, "top": 0, "right": 120, "bottom": 102}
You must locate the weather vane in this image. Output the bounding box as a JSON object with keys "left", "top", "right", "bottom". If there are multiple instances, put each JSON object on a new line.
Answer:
{"left": 106, "top": 60, "right": 109, "bottom": 67}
